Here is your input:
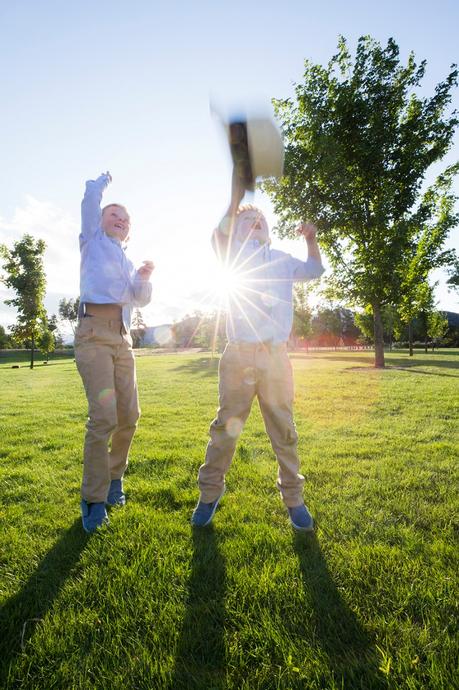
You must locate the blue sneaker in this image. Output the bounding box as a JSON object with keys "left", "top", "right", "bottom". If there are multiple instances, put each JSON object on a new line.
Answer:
{"left": 287, "top": 504, "right": 314, "bottom": 532}
{"left": 191, "top": 489, "right": 225, "bottom": 527}
{"left": 106, "top": 478, "right": 126, "bottom": 507}
{"left": 81, "top": 500, "right": 109, "bottom": 533}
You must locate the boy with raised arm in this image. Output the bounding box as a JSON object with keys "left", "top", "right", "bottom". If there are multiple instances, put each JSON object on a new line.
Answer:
{"left": 75, "top": 171, "right": 154, "bottom": 533}
{"left": 191, "top": 167, "right": 324, "bottom": 530}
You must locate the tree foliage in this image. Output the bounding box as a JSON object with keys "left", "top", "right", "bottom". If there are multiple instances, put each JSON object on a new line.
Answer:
{"left": 58, "top": 297, "right": 80, "bottom": 334}
{"left": 446, "top": 260, "right": 459, "bottom": 292}
{"left": 0, "top": 234, "right": 47, "bottom": 368}
{"left": 131, "top": 308, "right": 146, "bottom": 348}
{"left": 427, "top": 310, "right": 449, "bottom": 347}
{"left": 264, "top": 35, "right": 458, "bottom": 367}
{"left": 37, "top": 328, "right": 55, "bottom": 361}
{"left": 0, "top": 325, "right": 13, "bottom": 349}
{"left": 173, "top": 312, "right": 226, "bottom": 351}
{"left": 292, "top": 284, "right": 313, "bottom": 341}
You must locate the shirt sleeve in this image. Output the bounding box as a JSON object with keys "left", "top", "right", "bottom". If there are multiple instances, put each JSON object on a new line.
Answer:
{"left": 132, "top": 276, "right": 153, "bottom": 308}
{"left": 80, "top": 174, "right": 111, "bottom": 239}
{"left": 289, "top": 256, "right": 325, "bottom": 282}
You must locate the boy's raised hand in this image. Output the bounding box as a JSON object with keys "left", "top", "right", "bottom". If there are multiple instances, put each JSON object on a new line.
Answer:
{"left": 137, "top": 260, "right": 155, "bottom": 280}
{"left": 296, "top": 222, "right": 318, "bottom": 241}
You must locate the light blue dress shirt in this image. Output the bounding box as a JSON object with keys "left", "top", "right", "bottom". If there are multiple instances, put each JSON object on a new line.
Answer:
{"left": 215, "top": 234, "right": 324, "bottom": 344}
{"left": 78, "top": 174, "right": 152, "bottom": 330}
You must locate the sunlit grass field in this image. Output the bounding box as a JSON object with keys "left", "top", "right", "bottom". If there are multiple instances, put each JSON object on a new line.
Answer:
{"left": 0, "top": 349, "right": 458, "bottom": 689}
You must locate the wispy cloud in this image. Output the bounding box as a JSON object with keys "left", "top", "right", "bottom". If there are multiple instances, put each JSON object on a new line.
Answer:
{"left": 1, "top": 195, "right": 80, "bottom": 295}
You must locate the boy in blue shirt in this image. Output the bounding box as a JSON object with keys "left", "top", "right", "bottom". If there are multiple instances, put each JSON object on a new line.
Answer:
{"left": 75, "top": 172, "right": 153, "bottom": 533}
{"left": 192, "top": 167, "right": 324, "bottom": 531}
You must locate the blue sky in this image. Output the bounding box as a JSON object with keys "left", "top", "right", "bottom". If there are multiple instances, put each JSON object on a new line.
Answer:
{"left": 0, "top": 0, "right": 458, "bottom": 331}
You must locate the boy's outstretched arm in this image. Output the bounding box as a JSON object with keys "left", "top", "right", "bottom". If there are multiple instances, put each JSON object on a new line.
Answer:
{"left": 132, "top": 261, "right": 154, "bottom": 307}
{"left": 211, "top": 165, "right": 245, "bottom": 260}
{"left": 297, "top": 222, "right": 322, "bottom": 263}
{"left": 81, "top": 171, "right": 112, "bottom": 238}
{"left": 291, "top": 222, "right": 325, "bottom": 281}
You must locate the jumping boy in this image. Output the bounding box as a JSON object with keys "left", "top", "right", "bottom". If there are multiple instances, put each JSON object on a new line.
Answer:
{"left": 75, "top": 171, "right": 154, "bottom": 533}
{"left": 192, "top": 167, "right": 324, "bottom": 530}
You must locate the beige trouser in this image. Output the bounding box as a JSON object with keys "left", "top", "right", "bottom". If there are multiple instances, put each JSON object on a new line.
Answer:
{"left": 74, "top": 316, "right": 140, "bottom": 503}
{"left": 198, "top": 342, "right": 304, "bottom": 507}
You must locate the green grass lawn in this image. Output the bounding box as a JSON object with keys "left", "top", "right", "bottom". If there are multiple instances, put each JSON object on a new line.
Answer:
{"left": 0, "top": 350, "right": 458, "bottom": 689}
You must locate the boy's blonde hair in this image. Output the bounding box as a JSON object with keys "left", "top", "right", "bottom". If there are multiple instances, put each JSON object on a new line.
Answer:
{"left": 236, "top": 203, "right": 264, "bottom": 217}
{"left": 102, "top": 203, "right": 130, "bottom": 221}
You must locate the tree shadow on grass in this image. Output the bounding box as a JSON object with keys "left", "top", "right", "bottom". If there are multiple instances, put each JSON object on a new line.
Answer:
{"left": 0, "top": 519, "right": 88, "bottom": 687}
{"left": 382, "top": 366, "right": 458, "bottom": 378}
{"left": 290, "top": 352, "right": 458, "bottom": 371}
{"left": 293, "top": 533, "right": 386, "bottom": 690}
{"left": 173, "top": 357, "right": 220, "bottom": 378}
{"left": 170, "top": 525, "right": 226, "bottom": 690}
{"left": 383, "top": 354, "right": 458, "bottom": 371}
{"left": 290, "top": 353, "right": 374, "bottom": 365}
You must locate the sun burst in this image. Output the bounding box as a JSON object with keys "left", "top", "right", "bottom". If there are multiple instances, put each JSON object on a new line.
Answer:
{"left": 214, "top": 265, "right": 246, "bottom": 302}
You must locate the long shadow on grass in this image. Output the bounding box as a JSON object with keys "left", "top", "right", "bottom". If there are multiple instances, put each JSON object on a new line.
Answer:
{"left": 0, "top": 519, "right": 87, "bottom": 686}
{"left": 172, "top": 357, "right": 220, "bottom": 378}
{"left": 293, "top": 533, "right": 385, "bottom": 689}
{"left": 170, "top": 525, "right": 226, "bottom": 689}
{"left": 385, "top": 366, "right": 459, "bottom": 378}
{"left": 290, "top": 352, "right": 458, "bottom": 370}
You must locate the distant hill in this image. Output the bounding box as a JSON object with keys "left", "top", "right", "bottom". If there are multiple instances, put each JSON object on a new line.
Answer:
{"left": 445, "top": 311, "right": 459, "bottom": 327}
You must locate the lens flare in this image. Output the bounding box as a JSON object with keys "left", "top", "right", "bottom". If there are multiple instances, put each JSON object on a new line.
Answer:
{"left": 154, "top": 325, "right": 173, "bottom": 346}
{"left": 225, "top": 416, "right": 243, "bottom": 438}
{"left": 243, "top": 366, "right": 257, "bottom": 385}
{"left": 98, "top": 388, "right": 116, "bottom": 407}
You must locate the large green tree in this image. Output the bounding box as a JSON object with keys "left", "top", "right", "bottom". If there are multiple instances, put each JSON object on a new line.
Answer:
{"left": 264, "top": 36, "right": 458, "bottom": 367}
{"left": 0, "top": 234, "right": 47, "bottom": 369}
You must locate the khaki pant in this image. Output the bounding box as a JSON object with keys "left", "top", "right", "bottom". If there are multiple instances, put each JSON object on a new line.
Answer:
{"left": 74, "top": 316, "right": 140, "bottom": 503}
{"left": 198, "top": 342, "right": 304, "bottom": 507}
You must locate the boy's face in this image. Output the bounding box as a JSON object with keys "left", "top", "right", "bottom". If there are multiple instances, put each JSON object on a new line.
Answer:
{"left": 102, "top": 205, "right": 130, "bottom": 242}
{"left": 235, "top": 209, "right": 269, "bottom": 244}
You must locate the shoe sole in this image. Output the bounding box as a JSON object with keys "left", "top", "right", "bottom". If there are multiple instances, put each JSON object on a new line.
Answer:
{"left": 290, "top": 519, "right": 314, "bottom": 532}
{"left": 191, "top": 488, "right": 225, "bottom": 527}
{"left": 289, "top": 518, "right": 314, "bottom": 532}
{"left": 105, "top": 498, "right": 126, "bottom": 507}
{"left": 81, "top": 517, "right": 109, "bottom": 534}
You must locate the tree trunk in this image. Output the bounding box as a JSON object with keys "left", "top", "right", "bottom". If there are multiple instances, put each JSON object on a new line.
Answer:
{"left": 408, "top": 321, "right": 413, "bottom": 357}
{"left": 373, "top": 303, "right": 385, "bottom": 368}
{"left": 30, "top": 333, "right": 35, "bottom": 369}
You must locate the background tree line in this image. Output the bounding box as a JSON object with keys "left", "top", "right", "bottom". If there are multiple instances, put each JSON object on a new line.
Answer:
{"left": 133, "top": 296, "right": 458, "bottom": 352}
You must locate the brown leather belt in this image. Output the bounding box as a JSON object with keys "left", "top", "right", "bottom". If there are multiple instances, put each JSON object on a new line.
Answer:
{"left": 84, "top": 303, "right": 122, "bottom": 320}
